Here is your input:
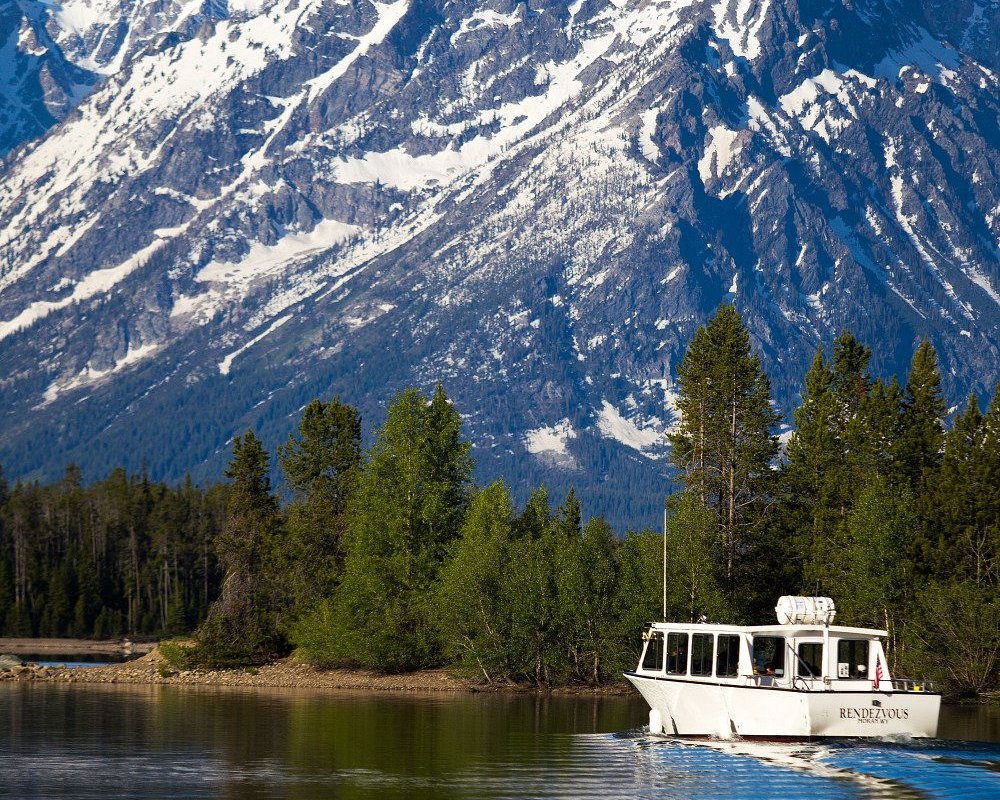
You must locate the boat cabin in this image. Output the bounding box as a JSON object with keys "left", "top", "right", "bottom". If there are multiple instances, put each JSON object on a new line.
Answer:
{"left": 637, "top": 621, "right": 896, "bottom": 691}
{"left": 626, "top": 597, "right": 939, "bottom": 737}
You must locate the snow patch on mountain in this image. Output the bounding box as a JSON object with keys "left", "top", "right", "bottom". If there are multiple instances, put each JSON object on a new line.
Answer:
{"left": 0, "top": 240, "right": 166, "bottom": 341}
{"left": 524, "top": 418, "right": 578, "bottom": 468}
{"left": 42, "top": 339, "right": 162, "bottom": 404}
{"left": 713, "top": 0, "right": 772, "bottom": 61}
{"left": 596, "top": 400, "right": 661, "bottom": 452}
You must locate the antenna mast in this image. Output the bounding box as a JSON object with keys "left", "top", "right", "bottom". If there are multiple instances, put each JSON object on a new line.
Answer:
{"left": 662, "top": 502, "right": 667, "bottom": 621}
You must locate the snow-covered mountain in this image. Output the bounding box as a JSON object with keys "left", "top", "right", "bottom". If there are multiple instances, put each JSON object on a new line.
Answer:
{"left": 0, "top": 0, "right": 998, "bottom": 527}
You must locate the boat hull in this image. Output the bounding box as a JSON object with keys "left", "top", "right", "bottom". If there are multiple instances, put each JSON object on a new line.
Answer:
{"left": 624, "top": 672, "right": 940, "bottom": 739}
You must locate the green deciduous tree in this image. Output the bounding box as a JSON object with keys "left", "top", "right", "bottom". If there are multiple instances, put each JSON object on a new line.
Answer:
{"left": 329, "top": 384, "right": 473, "bottom": 672}
{"left": 834, "top": 475, "right": 912, "bottom": 633}
{"left": 435, "top": 481, "right": 518, "bottom": 682}
{"left": 665, "top": 492, "right": 727, "bottom": 623}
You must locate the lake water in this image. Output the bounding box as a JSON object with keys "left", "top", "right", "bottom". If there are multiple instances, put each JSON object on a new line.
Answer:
{"left": 0, "top": 685, "right": 998, "bottom": 799}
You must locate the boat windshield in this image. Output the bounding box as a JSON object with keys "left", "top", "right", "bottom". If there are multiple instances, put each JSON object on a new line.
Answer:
{"left": 752, "top": 635, "right": 785, "bottom": 676}
{"left": 641, "top": 632, "right": 663, "bottom": 671}
{"left": 797, "top": 642, "right": 822, "bottom": 677}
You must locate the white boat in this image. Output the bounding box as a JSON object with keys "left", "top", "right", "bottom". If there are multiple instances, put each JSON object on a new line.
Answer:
{"left": 624, "top": 596, "right": 940, "bottom": 739}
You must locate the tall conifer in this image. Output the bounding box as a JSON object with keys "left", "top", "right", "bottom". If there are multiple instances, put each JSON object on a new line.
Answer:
{"left": 898, "top": 339, "right": 946, "bottom": 488}
{"left": 279, "top": 397, "right": 361, "bottom": 603}
{"left": 669, "top": 305, "right": 778, "bottom": 615}
{"left": 196, "top": 430, "right": 286, "bottom": 665}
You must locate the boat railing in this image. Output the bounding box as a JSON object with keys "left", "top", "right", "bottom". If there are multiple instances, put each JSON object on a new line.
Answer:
{"left": 891, "top": 677, "right": 936, "bottom": 693}
{"left": 744, "top": 673, "right": 798, "bottom": 690}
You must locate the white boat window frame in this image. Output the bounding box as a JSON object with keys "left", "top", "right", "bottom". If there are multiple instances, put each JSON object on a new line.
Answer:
{"left": 836, "top": 638, "right": 870, "bottom": 679}
{"left": 715, "top": 633, "right": 740, "bottom": 678}
{"left": 640, "top": 630, "right": 664, "bottom": 672}
{"left": 666, "top": 631, "right": 689, "bottom": 676}
{"left": 751, "top": 634, "right": 786, "bottom": 677}
{"left": 690, "top": 632, "right": 714, "bottom": 676}
{"left": 796, "top": 640, "right": 823, "bottom": 678}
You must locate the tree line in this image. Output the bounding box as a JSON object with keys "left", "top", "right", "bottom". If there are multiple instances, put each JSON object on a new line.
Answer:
{"left": 0, "top": 466, "right": 226, "bottom": 639}
{"left": 2, "top": 304, "right": 998, "bottom": 696}
{"left": 666, "top": 306, "right": 1000, "bottom": 697}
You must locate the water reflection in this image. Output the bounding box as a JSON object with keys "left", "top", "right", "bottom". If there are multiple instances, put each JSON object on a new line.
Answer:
{"left": 0, "top": 685, "right": 998, "bottom": 799}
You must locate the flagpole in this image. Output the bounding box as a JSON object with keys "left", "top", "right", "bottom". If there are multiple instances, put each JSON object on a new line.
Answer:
{"left": 662, "top": 502, "right": 667, "bottom": 621}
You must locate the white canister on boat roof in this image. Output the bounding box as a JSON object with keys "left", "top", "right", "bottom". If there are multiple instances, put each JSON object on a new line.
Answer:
{"left": 775, "top": 595, "right": 837, "bottom": 625}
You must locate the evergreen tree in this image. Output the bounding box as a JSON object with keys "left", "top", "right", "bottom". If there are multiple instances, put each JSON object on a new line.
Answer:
{"left": 899, "top": 340, "right": 947, "bottom": 576}
{"left": 782, "top": 347, "right": 840, "bottom": 585}
{"left": 925, "top": 394, "right": 993, "bottom": 584}
{"left": 898, "top": 339, "right": 946, "bottom": 488}
{"left": 669, "top": 305, "right": 779, "bottom": 612}
{"left": 194, "top": 430, "right": 287, "bottom": 666}
{"left": 279, "top": 397, "right": 362, "bottom": 604}
{"left": 780, "top": 335, "right": 902, "bottom": 595}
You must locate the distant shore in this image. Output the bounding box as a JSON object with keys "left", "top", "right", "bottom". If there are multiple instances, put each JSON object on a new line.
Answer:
{"left": 0, "top": 639, "right": 634, "bottom": 695}
{"left": 0, "top": 637, "right": 156, "bottom": 657}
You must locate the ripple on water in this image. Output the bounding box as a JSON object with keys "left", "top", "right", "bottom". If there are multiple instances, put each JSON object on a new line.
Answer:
{"left": 580, "top": 732, "right": 1000, "bottom": 800}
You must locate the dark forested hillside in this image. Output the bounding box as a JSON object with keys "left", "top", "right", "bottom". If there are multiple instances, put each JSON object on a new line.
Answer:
{"left": 0, "top": 466, "right": 226, "bottom": 639}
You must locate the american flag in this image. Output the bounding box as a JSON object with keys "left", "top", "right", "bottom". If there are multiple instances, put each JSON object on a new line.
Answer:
{"left": 873, "top": 655, "right": 883, "bottom": 690}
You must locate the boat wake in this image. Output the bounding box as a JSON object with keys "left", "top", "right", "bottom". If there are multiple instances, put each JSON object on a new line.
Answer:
{"left": 620, "top": 731, "right": 1000, "bottom": 799}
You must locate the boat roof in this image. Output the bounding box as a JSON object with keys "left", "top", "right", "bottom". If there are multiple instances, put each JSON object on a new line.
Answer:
{"left": 648, "top": 621, "right": 888, "bottom": 637}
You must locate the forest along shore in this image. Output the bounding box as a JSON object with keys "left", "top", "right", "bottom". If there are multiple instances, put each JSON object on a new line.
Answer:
{"left": 0, "top": 643, "right": 635, "bottom": 694}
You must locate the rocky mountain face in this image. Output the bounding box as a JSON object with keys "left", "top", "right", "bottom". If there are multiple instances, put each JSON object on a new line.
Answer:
{"left": 0, "top": 0, "right": 997, "bottom": 528}
{"left": 0, "top": 1, "right": 94, "bottom": 154}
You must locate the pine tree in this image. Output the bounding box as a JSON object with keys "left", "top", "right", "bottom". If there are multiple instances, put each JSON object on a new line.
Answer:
{"left": 669, "top": 304, "right": 779, "bottom": 610}
{"left": 898, "top": 339, "right": 946, "bottom": 488}
{"left": 782, "top": 346, "right": 840, "bottom": 584}
{"left": 780, "top": 335, "right": 905, "bottom": 595}
{"left": 194, "top": 430, "right": 287, "bottom": 666}
{"left": 925, "top": 394, "right": 990, "bottom": 583}
{"left": 279, "top": 397, "right": 361, "bottom": 604}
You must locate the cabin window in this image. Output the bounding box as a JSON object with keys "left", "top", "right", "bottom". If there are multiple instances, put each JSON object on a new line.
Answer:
{"left": 691, "top": 633, "right": 714, "bottom": 676}
{"left": 716, "top": 634, "right": 740, "bottom": 677}
{"left": 752, "top": 636, "right": 785, "bottom": 676}
{"left": 837, "top": 639, "right": 869, "bottom": 679}
{"left": 666, "top": 632, "right": 689, "bottom": 675}
{"left": 797, "top": 642, "right": 823, "bottom": 677}
{"left": 641, "top": 632, "right": 663, "bottom": 671}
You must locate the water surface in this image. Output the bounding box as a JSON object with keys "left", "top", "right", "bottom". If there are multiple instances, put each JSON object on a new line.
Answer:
{"left": 0, "top": 685, "right": 997, "bottom": 799}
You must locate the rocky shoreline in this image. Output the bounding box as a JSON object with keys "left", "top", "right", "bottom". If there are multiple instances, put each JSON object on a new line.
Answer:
{"left": 0, "top": 645, "right": 635, "bottom": 696}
